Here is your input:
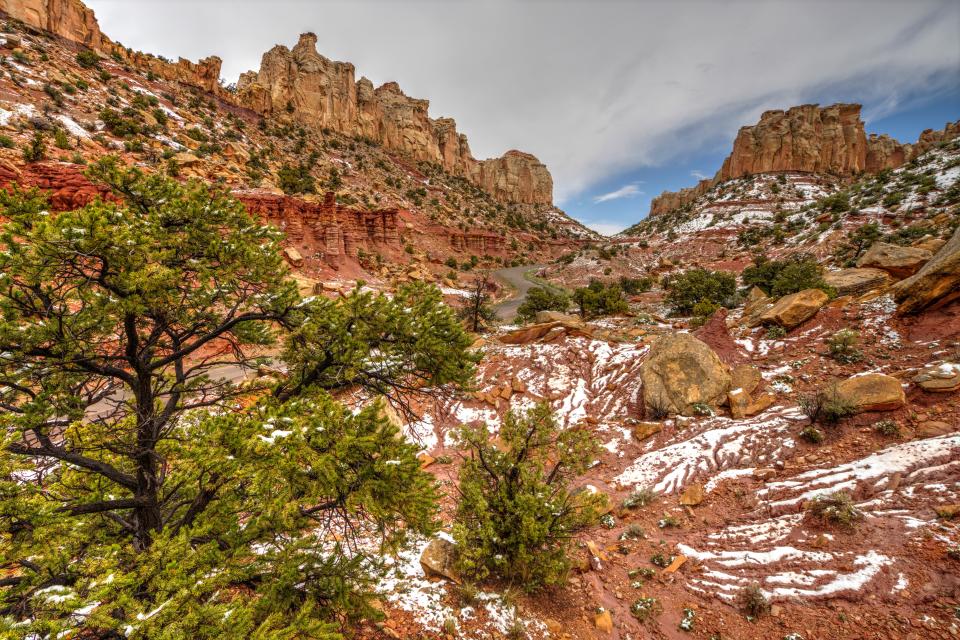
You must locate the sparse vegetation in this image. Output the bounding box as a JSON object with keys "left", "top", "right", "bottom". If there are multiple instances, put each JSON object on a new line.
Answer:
{"left": 827, "top": 328, "right": 862, "bottom": 363}
{"left": 664, "top": 268, "right": 736, "bottom": 315}
{"left": 799, "top": 383, "right": 855, "bottom": 425}
{"left": 572, "top": 279, "right": 629, "bottom": 319}
{"left": 805, "top": 491, "right": 863, "bottom": 527}
{"left": 875, "top": 419, "right": 901, "bottom": 438}
{"left": 516, "top": 285, "right": 570, "bottom": 323}
{"left": 738, "top": 583, "right": 771, "bottom": 617}
{"left": 741, "top": 254, "right": 833, "bottom": 297}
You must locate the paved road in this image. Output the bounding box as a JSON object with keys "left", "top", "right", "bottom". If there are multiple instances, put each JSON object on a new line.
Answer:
{"left": 492, "top": 264, "right": 548, "bottom": 321}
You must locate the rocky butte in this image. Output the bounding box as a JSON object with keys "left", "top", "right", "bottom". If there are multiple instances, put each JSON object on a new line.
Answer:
{"left": 237, "top": 32, "right": 553, "bottom": 205}
{"left": 648, "top": 103, "right": 960, "bottom": 217}
{"left": 2, "top": 0, "right": 553, "bottom": 206}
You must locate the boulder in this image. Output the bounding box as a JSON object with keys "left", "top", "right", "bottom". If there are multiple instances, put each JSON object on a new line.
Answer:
{"left": 742, "top": 287, "right": 774, "bottom": 327}
{"left": 728, "top": 388, "right": 775, "bottom": 419}
{"left": 679, "top": 483, "right": 705, "bottom": 506}
{"left": 892, "top": 225, "right": 960, "bottom": 314}
{"left": 836, "top": 373, "right": 906, "bottom": 413}
{"left": 916, "top": 421, "right": 953, "bottom": 438}
{"left": 282, "top": 246, "right": 304, "bottom": 267}
{"left": 823, "top": 268, "right": 891, "bottom": 297}
{"left": 498, "top": 320, "right": 592, "bottom": 345}
{"left": 912, "top": 237, "right": 946, "bottom": 254}
{"left": 419, "top": 535, "right": 460, "bottom": 583}
{"left": 759, "top": 288, "right": 829, "bottom": 329}
{"left": 640, "top": 333, "right": 731, "bottom": 416}
{"left": 857, "top": 242, "right": 932, "bottom": 279}
{"left": 594, "top": 608, "right": 613, "bottom": 633}
{"left": 913, "top": 362, "right": 960, "bottom": 393}
{"left": 631, "top": 421, "right": 662, "bottom": 441}
{"left": 730, "top": 364, "right": 761, "bottom": 396}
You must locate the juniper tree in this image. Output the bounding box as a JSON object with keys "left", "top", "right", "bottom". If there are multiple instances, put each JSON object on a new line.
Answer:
{"left": 452, "top": 404, "right": 604, "bottom": 591}
{"left": 0, "top": 158, "right": 476, "bottom": 638}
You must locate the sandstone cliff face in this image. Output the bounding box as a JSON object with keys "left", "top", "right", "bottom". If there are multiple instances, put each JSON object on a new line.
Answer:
{"left": 470, "top": 150, "right": 554, "bottom": 205}
{"left": 0, "top": 0, "right": 105, "bottom": 50}
{"left": 238, "top": 33, "right": 551, "bottom": 205}
{"left": 648, "top": 104, "right": 960, "bottom": 217}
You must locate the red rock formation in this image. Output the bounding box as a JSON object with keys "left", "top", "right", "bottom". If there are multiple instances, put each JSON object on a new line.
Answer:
{"left": 648, "top": 104, "right": 960, "bottom": 217}
{"left": 443, "top": 228, "right": 507, "bottom": 254}
{"left": 0, "top": 160, "right": 111, "bottom": 209}
{"left": 235, "top": 191, "right": 402, "bottom": 268}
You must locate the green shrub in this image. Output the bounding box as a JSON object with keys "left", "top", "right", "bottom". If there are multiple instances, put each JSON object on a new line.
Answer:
{"left": 622, "top": 487, "right": 658, "bottom": 509}
{"left": 75, "top": 49, "right": 99, "bottom": 68}
{"left": 619, "top": 275, "right": 654, "bottom": 295}
{"left": 827, "top": 329, "right": 862, "bottom": 363}
{"left": 0, "top": 134, "right": 14, "bottom": 149}
{"left": 53, "top": 128, "right": 71, "bottom": 150}
{"left": 99, "top": 107, "right": 141, "bottom": 137}
{"left": 21, "top": 131, "right": 46, "bottom": 162}
{"left": 799, "top": 425, "right": 825, "bottom": 444}
{"left": 805, "top": 491, "right": 863, "bottom": 527}
{"left": 630, "top": 597, "right": 660, "bottom": 621}
{"left": 741, "top": 254, "right": 832, "bottom": 297}
{"left": 875, "top": 419, "right": 901, "bottom": 438}
{"left": 766, "top": 325, "right": 787, "bottom": 340}
{"left": 277, "top": 163, "right": 316, "bottom": 195}
{"left": 664, "top": 268, "right": 736, "bottom": 315}
{"left": 452, "top": 404, "right": 603, "bottom": 591}
{"left": 516, "top": 286, "right": 570, "bottom": 323}
{"left": 572, "top": 280, "right": 628, "bottom": 319}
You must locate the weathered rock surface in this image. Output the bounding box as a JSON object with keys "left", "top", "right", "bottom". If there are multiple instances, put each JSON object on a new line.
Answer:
{"left": 631, "top": 421, "right": 662, "bottom": 441}
{"left": 823, "top": 268, "right": 892, "bottom": 297}
{"left": 419, "top": 535, "right": 460, "bottom": 583}
{"left": 836, "top": 373, "right": 906, "bottom": 413}
{"left": 856, "top": 242, "right": 932, "bottom": 279}
{"left": 640, "top": 333, "right": 731, "bottom": 416}
{"left": 1, "top": 0, "right": 106, "bottom": 50}
{"left": 498, "top": 320, "right": 592, "bottom": 345}
{"left": 759, "top": 288, "right": 829, "bottom": 329}
{"left": 238, "top": 33, "right": 552, "bottom": 204}
{"left": 892, "top": 225, "right": 960, "bottom": 314}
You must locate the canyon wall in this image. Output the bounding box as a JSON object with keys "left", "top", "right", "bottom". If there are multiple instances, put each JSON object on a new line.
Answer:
{"left": 237, "top": 33, "right": 553, "bottom": 205}
{"left": 649, "top": 104, "right": 960, "bottom": 217}
{"left": 0, "top": 0, "right": 105, "bottom": 50}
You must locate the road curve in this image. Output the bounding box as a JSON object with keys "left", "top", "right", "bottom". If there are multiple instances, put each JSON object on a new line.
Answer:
{"left": 491, "top": 264, "right": 547, "bottom": 322}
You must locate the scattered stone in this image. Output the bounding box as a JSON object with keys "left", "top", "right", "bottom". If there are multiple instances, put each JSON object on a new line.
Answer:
{"left": 594, "top": 608, "right": 613, "bottom": 633}
{"left": 663, "top": 554, "right": 687, "bottom": 574}
{"left": 640, "top": 333, "right": 731, "bottom": 416}
{"left": 282, "top": 246, "right": 304, "bottom": 267}
{"left": 631, "top": 421, "right": 662, "bottom": 441}
{"left": 857, "top": 241, "right": 932, "bottom": 279}
{"left": 729, "top": 388, "right": 775, "bottom": 419}
{"left": 935, "top": 504, "right": 960, "bottom": 519}
{"left": 759, "top": 288, "right": 829, "bottom": 329}
{"left": 534, "top": 310, "right": 582, "bottom": 323}
{"left": 916, "top": 421, "right": 952, "bottom": 438}
{"left": 730, "top": 364, "right": 762, "bottom": 396}
{"left": 836, "top": 373, "right": 906, "bottom": 413}
{"left": 679, "top": 483, "right": 705, "bottom": 506}
{"left": 753, "top": 468, "right": 777, "bottom": 481}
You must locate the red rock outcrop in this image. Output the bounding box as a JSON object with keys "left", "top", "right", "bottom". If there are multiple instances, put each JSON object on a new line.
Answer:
{"left": 648, "top": 104, "right": 960, "bottom": 217}
{"left": 235, "top": 191, "right": 401, "bottom": 268}
{"left": 238, "top": 33, "right": 553, "bottom": 205}
{"left": 0, "top": 160, "right": 111, "bottom": 209}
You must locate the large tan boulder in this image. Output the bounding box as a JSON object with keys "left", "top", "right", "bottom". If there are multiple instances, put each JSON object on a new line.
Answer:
{"left": 640, "top": 333, "right": 731, "bottom": 416}
{"left": 836, "top": 373, "right": 906, "bottom": 413}
{"left": 857, "top": 242, "right": 932, "bottom": 279}
{"left": 824, "top": 268, "right": 892, "bottom": 297}
{"left": 419, "top": 535, "right": 460, "bottom": 583}
{"left": 742, "top": 287, "right": 774, "bottom": 327}
{"left": 759, "top": 288, "right": 829, "bottom": 329}
{"left": 892, "top": 225, "right": 960, "bottom": 314}
{"left": 534, "top": 310, "right": 580, "bottom": 324}
{"left": 498, "top": 320, "right": 591, "bottom": 345}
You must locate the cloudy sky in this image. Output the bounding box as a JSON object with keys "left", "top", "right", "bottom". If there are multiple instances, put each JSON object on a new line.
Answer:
{"left": 87, "top": 0, "right": 960, "bottom": 234}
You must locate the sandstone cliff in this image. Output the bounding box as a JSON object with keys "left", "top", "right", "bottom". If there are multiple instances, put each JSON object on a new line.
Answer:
{"left": 648, "top": 104, "right": 960, "bottom": 217}
{"left": 0, "top": 0, "right": 105, "bottom": 50}
{"left": 238, "top": 33, "right": 552, "bottom": 205}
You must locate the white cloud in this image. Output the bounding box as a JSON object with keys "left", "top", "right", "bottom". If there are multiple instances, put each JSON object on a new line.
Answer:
{"left": 87, "top": 1, "right": 960, "bottom": 206}
{"left": 690, "top": 170, "right": 710, "bottom": 180}
{"left": 583, "top": 221, "right": 626, "bottom": 236}
{"left": 593, "top": 183, "right": 643, "bottom": 203}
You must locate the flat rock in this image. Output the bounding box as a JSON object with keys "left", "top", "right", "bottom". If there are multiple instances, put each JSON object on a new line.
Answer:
{"left": 837, "top": 373, "right": 906, "bottom": 413}
{"left": 631, "top": 421, "right": 662, "bottom": 441}
{"left": 892, "top": 225, "right": 960, "bottom": 314}
{"left": 679, "top": 483, "right": 705, "bottom": 506}
{"left": 759, "top": 288, "right": 829, "bottom": 329}
{"left": 823, "top": 268, "right": 891, "bottom": 297}
{"left": 913, "top": 362, "right": 960, "bottom": 393}
{"left": 857, "top": 241, "right": 932, "bottom": 279}
{"left": 419, "top": 535, "right": 460, "bottom": 583}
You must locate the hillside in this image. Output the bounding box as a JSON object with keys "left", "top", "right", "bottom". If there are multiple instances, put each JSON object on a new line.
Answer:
{"left": 0, "top": 1, "right": 596, "bottom": 287}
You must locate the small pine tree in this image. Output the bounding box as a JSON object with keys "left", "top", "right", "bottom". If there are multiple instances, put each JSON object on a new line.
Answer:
{"left": 452, "top": 404, "right": 604, "bottom": 590}
{"left": 516, "top": 286, "right": 569, "bottom": 323}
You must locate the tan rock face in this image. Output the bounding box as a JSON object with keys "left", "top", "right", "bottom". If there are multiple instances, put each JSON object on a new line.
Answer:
{"left": 836, "top": 373, "right": 906, "bottom": 413}
{"left": 892, "top": 224, "right": 960, "bottom": 314}
{"left": 913, "top": 362, "right": 960, "bottom": 393}
{"left": 419, "top": 535, "right": 460, "bottom": 583}
{"left": 823, "top": 268, "right": 891, "bottom": 297}
{"left": 856, "top": 242, "right": 932, "bottom": 279}
{"left": 648, "top": 103, "right": 960, "bottom": 217}
{"left": 238, "top": 34, "right": 552, "bottom": 205}
{"left": 1, "top": 0, "right": 106, "bottom": 50}
{"left": 640, "top": 333, "right": 731, "bottom": 416}
{"left": 759, "top": 288, "right": 829, "bottom": 329}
